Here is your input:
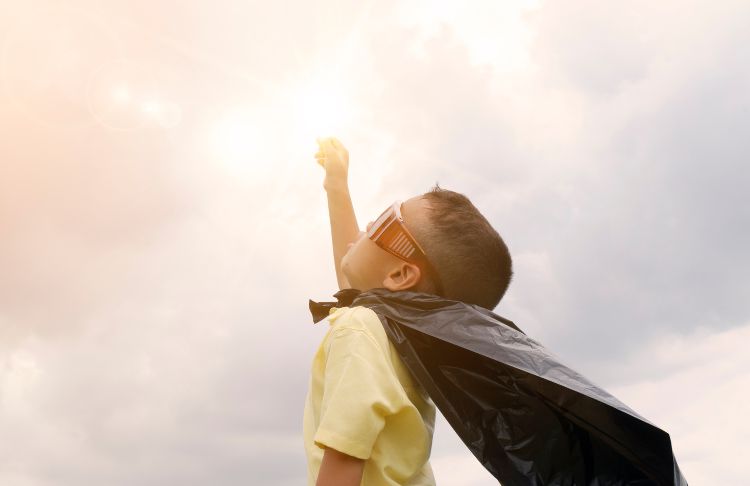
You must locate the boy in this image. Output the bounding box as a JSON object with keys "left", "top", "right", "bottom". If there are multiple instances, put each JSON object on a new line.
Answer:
{"left": 303, "top": 137, "right": 513, "bottom": 486}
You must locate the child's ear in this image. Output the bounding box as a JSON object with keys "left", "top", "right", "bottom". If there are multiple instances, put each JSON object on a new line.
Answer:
{"left": 382, "top": 262, "right": 422, "bottom": 291}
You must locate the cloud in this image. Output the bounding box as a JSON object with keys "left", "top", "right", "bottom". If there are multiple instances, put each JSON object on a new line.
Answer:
{"left": 358, "top": 0, "right": 750, "bottom": 369}
{"left": 610, "top": 323, "right": 750, "bottom": 485}
{"left": 0, "top": 0, "right": 748, "bottom": 484}
{"left": 519, "top": 0, "right": 750, "bottom": 369}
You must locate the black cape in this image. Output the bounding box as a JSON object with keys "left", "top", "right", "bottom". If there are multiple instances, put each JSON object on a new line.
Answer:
{"left": 309, "top": 288, "right": 687, "bottom": 486}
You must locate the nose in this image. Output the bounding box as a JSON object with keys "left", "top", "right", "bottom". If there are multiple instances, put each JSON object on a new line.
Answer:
{"left": 348, "top": 231, "right": 365, "bottom": 248}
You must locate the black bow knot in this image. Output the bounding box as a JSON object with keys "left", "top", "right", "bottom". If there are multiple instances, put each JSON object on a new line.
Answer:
{"left": 308, "top": 288, "right": 363, "bottom": 324}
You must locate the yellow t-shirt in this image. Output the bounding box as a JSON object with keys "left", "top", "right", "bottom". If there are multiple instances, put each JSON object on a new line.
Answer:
{"left": 303, "top": 305, "right": 437, "bottom": 486}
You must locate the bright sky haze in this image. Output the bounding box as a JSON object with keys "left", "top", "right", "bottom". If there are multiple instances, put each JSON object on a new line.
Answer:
{"left": 1, "top": 1, "right": 748, "bottom": 485}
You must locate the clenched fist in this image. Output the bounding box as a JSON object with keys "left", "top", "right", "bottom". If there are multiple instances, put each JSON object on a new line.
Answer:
{"left": 315, "top": 137, "right": 350, "bottom": 193}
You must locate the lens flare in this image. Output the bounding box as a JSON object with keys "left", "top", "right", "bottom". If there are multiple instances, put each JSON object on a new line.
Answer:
{"left": 288, "top": 76, "right": 353, "bottom": 142}
{"left": 87, "top": 59, "right": 182, "bottom": 130}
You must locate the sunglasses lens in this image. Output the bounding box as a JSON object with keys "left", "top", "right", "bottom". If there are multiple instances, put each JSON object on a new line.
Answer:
{"left": 386, "top": 230, "right": 416, "bottom": 259}
{"left": 368, "top": 206, "right": 394, "bottom": 238}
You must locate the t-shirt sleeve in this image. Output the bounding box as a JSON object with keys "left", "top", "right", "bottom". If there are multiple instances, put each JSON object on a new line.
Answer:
{"left": 313, "top": 325, "right": 403, "bottom": 460}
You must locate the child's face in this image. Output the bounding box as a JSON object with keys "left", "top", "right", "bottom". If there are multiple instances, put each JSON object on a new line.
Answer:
{"left": 341, "top": 196, "right": 430, "bottom": 292}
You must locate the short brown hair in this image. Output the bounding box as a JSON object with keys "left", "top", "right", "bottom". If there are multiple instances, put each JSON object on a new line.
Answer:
{"left": 415, "top": 184, "right": 513, "bottom": 309}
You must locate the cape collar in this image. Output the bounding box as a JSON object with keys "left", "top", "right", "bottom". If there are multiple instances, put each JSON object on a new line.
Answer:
{"left": 308, "top": 288, "right": 363, "bottom": 324}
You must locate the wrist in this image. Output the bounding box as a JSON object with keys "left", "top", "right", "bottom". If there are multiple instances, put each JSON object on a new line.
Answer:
{"left": 324, "top": 177, "right": 350, "bottom": 195}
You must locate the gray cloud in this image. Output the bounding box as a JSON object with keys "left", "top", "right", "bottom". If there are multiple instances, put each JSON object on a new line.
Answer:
{"left": 524, "top": 0, "right": 750, "bottom": 376}
{"left": 354, "top": 0, "right": 750, "bottom": 382}
{"left": 1, "top": 1, "right": 748, "bottom": 485}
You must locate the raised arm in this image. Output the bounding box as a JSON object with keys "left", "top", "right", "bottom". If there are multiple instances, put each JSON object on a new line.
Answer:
{"left": 315, "top": 137, "right": 360, "bottom": 290}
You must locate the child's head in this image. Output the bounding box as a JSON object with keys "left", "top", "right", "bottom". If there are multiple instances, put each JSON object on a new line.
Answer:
{"left": 341, "top": 185, "right": 513, "bottom": 309}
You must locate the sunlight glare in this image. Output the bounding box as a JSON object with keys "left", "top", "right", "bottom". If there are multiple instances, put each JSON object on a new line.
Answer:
{"left": 288, "top": 76, "right": 353, "bottom": 143}
{"left": 112, "top": 85, "right": 131, "bottom": 104}
{"left": 140, "top": 100, "right": 162, "bottom": 116}
{"left": 210, "top": 112, "right": 269, "bottom": 179}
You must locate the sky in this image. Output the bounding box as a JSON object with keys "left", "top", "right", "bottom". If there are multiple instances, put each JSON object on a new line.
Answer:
{"left": 0, "top": 0, "right": 748, "bottom": 484}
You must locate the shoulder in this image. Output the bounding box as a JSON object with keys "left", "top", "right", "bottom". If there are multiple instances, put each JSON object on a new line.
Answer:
{"left": 325, "top": 306, "right": 388, "bottom": 352}
{"left": 327, "top": 306, "right": 380, "bottom": 332}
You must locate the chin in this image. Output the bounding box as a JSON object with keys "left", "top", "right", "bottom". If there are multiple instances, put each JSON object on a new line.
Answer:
{"left": 340, "top": 265, "right": 353, "bottom": 287}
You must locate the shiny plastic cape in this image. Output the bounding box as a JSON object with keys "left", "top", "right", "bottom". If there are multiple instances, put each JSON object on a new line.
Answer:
{"left": 309, "top": 288, "right": 687, "bottom": 486}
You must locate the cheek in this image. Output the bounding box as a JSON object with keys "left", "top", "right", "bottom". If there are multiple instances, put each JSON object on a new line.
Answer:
{"left": 346, "top": 238, "right": 380, "bottom": 269}
{"left": 346, "top": 239, "right": 367, "bottom": 264}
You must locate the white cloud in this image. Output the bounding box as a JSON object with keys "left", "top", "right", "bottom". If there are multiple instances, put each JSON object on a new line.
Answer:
{"left": 394, "top": 0, "right": 540, "bottom": 73}
{"left": 1, "top": 0, "right": 748, "bottom": 484}
{"left": 610, "top": 324, "right": 750, "bottom": 485}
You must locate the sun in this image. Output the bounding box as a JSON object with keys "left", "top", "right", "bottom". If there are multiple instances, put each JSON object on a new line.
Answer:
{"left": 286, "top": 73, "right": 355, "bottom": 143}
{"left": 207, "top": 71, "right": 357, "bottom": 180}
